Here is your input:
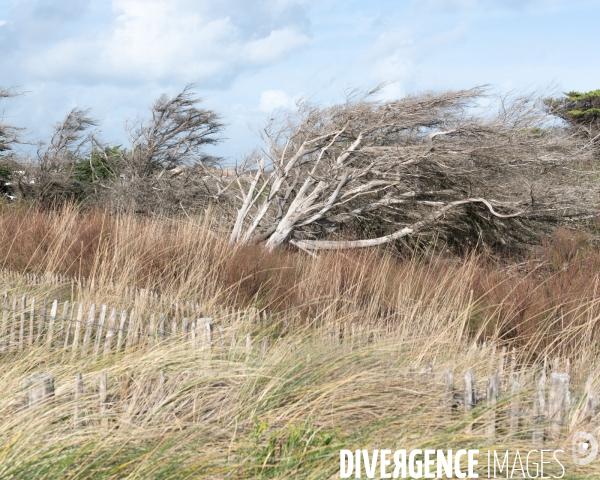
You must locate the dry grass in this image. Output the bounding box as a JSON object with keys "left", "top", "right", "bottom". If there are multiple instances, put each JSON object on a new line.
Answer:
{"left": 0, "top": 204, "right": 599, "bottom": 478}
{"left": 2, "top": 204, "right": 600, "bottom": 354}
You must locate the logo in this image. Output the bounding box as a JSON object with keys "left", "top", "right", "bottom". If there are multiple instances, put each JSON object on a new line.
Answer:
{"left": 572, "top": 432, "right": 598, "bottom": 466}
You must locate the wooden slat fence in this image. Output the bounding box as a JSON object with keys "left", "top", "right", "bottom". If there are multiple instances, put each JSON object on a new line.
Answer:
{"left": 2, "top": 269, "right": 598, "bottom": 442}
{"left": 16, "top": 353, "right": 596, "bottom": 444}
{"left": 1, "top": 268, "right": 205, "bottom": 311}
{"left": 0, "top": 290, "right": 263, "bottom": 357}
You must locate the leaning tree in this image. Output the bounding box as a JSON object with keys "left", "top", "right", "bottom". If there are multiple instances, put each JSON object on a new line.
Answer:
{"left": 219, "top": 86, "right": 597, "bottom": 252}
{"left": 20, "top": 107, "right": 99, "bottom": 204}
{"left": 0, "top": 87, "right": 22, "bottom": 154}
{"left": 1, "top": 84, "right": 225, "bottom": 211}
{"left": 545, "top": 89, "right": 600, "bottom": 154}
{"left": 0, "top": 88, "right": 24, "bottom": 199}
{"left": 96, "top": 84, "right": 225, "bottom": 213}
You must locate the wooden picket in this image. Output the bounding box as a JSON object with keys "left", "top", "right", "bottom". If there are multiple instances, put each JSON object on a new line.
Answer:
{"left": 0, "top": 270, "right": 598, "bottom": 442}
{"left": 15, "top": 347, "right": 592, "bottom": 443}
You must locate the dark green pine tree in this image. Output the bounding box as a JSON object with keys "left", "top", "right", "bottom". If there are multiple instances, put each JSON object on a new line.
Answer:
{"left": 562, "top": 89, "right": 600, "bottom": 125}
{"left": 546, "top": 90, "right": 600, "bottom": 155}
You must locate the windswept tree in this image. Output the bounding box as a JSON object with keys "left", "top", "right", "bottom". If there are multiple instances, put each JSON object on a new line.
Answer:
{"left": 547, "top": 89, "right": 600, "bottom": 125}
{"left": 18, "top": 108, "right": 97, "bottom": 203}
{"left": 546, "top": 89, "right": 600, "bottom": 152}
{"left": 0, "top": 87, "right": 22, "bottom": 155}
{"left": 0, "top": 88, "right": 23, "bottom": 199}
{"left": 100, "top": 84, "right": 225, "bottom": 213}
{"left": 224, "top": 86, "right": 597, "bottom": 252}
{"left": 3, "top": 85, "right": 224, "bottom": 211}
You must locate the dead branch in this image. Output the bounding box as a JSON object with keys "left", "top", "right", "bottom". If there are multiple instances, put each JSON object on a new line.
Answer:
{"left": 0, "top": 87, "right": 24, "bottom": 153}
{"left": 225, "top": 86, "right": 598, "bottom": 252}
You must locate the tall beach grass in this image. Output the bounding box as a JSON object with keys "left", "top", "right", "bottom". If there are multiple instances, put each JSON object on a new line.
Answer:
{"left": 0, "top": 204, "right": 599, "bottom": 478}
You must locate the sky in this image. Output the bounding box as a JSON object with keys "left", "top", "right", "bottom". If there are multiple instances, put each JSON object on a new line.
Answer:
{"left": 1, "top": 0, "right": 599, "bottom": 163}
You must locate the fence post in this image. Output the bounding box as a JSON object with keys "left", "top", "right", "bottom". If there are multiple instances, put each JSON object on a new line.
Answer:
{"left": 63, "top": 302, "right": 76, "bottom": 353}
{"left": 510, "top": 373, "right": 520, "bottom": 435}
{"left": 197, "top": 320, "right": 204, "bottom": 348}
{"left": 498, "top": 346, "right": 507, "bottom": 379}
{"left": 464, "top": 369, "right": 476, "bottom": 434}
{"left": 100, "top": 372, "right": 108, "bottom": 427}
{"left": 46, "top": 300, "right": 58, "bottom": 347}
{"left": 445, "top": 368, "right": 455, "bottom": 418}
{"left": 445, "top": 368, "right": 454, "bottom": 403}
{"left": 190, "top": 321, "right": 196, "bottom": 352}
{"left": 82, "top": 304, "right": 96, "bottom": 354}
{"left": 71, "top": 303, "right": 85, "bottom": 358}
{"left": 36, "top": 296, "right": 47, "bottom": 343}
{"left": 510, "top": 347, "right": 517, "bottom": 380}
{"left": 28, "top": 296, "right": 36, "bottom": 346}
{"left": 420, "top": 363, "right": 434, "bottom": 379}
{"left": 116, "top": 310, "right": 128, "bottom": 352}
{"left": 74, "top": 373, "right": 83, "bottom": 427}
{"left": 485, "top": 370, "right": 499, "bottom": 436}
{"left": 549, "top": 372, "right": 570, "bottom": 438}
{"left": 125, "top": 309, "right": 136, "bottom": 349}
{"left": 1, "top": 292, "right": 8, "bottom": 352}
{"left": 488, "top": 345, "right": 497, "bottom": 373}
{"left": 552, "top": 357, "right": 559, "bottom": 373}
{"left": 182, "top": 318, "right": 188, "bottom": 339}
{"left": 93, "top": 305, "right": 107, "bottom": 357}
{"left": 204, "top": 319, "right": 213, "bottom": 347}
{"left": 195, "top": 318, "right": 212, "bottom": 349}
{"left": 9, "top": 295, "right": 16, "bottom": 352}
{"left": 27, "top": 297, "right": 35, "bottom": 345}
{"left": 103, "top": 309, "right": 117, "bottom": 356}
{"left": 22, "top": 373, "right": 54, "bottom": 407}
{"left": 19, "top": 294, "right": 26, "bottom": 350}
{"left": 158, "top": 313, "right": 165, "bottom": 343}
{"left": 533, "top": 372, "right": 546, "bottom": 444}
{"left": 59, "top": 301, "right": 69, "bottom": 344}
{"left": 148, "top": 314, "right": 155, "bottom": 347}
{"left": 246, "top": 333, "right": 252, "bottom": 362}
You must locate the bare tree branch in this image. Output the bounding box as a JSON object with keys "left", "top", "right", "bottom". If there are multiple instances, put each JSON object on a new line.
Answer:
{"left": 293, "top": 198, "right": 526, "bottom": 250}
{"left": 0, "top": 87, "right": 24, "bottom": 153}
{"left": 107, "top": 85, "right": 225, "bottom": 213}
{"left": 224, "top": 86, "right": 597, "bottom": 252}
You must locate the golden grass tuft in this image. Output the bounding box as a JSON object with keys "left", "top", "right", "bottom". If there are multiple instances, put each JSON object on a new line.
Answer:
{"left": 0, "top": 204, "right": 599, "bottom": 478}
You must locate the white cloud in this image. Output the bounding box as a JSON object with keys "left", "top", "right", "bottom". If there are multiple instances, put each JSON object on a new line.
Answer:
{"left": 367, "top": 29, "right": 415, "bottom": 88}
{"left": 259, "top": 90, "right": 295, "bottom": 112}
{"left": 423, "top": 0, "right": 477, "bottom": 8}
{"left": 24, "top": 0, "right": 310, "bottom": 86}
{"left": 365, "top": 22, "right": 469, "bottom": 96}
{"left": 242, "top": 27, "right": 309, "bottom": 65}
{"left": 415, "top": 0, "right": 540, "bottom": 11}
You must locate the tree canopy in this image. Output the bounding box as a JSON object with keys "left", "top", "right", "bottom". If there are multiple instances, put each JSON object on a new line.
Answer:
{"left": 546, "top": 89, "right": 600, "bottom": 137}
{"left": 562, "top": 90, "right": 600, "bottom": 122}
{"left": 0, "top": 83, "right": 598, "bottom": 254}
